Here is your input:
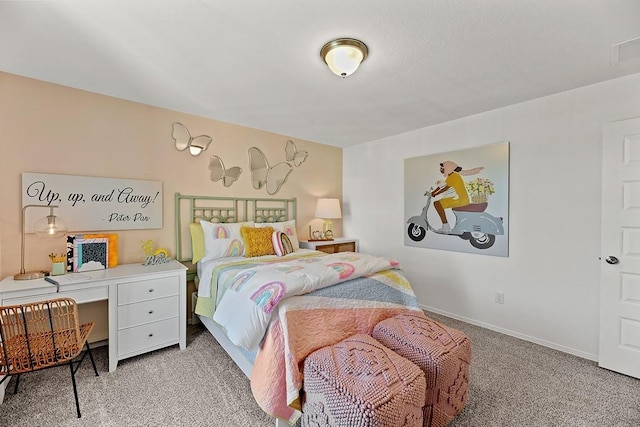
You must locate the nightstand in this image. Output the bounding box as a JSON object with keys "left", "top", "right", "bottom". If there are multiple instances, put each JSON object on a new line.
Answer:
{"left": 299, "top": 237, "right": 359, "bottom": 254}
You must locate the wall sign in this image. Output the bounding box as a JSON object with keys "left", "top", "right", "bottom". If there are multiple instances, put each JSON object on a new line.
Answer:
{"left": 21, "top": 173, "right": 163, "bottom": 232}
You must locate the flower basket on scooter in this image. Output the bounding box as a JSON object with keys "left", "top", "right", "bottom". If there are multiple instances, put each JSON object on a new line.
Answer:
{"left": 466, "top": 177, "right": 495, "bottom": 204}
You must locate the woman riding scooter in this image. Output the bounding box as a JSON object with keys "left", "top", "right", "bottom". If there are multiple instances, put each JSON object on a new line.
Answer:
{"left": 428, "top": 160, "right": 484, "bottom": 233}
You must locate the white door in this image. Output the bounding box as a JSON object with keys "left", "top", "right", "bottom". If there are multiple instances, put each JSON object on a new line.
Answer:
{"left": 599, "top": 117, "right": 640, "bottom": 379}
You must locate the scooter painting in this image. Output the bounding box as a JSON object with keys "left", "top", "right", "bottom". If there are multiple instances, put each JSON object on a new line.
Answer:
{"left": 407, "top": 194, "right": 504, "bottom": 249}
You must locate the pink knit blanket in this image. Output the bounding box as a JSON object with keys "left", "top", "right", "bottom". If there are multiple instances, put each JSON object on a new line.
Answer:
{"left": 248, "top": 267, "right": 423, "bottom": 423}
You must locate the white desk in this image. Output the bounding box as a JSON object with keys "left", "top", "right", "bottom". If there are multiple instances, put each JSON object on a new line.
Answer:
{"left": 0, "top": 260, "right": 187, "bottom": 372}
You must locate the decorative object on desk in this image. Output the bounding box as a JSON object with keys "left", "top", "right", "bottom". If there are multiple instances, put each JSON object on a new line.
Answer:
{"left": 84, "top": 233, "right": 118, "bottom": 267}
{"left": 140, "top": 240, "right": 171, "bottom": 265}
{"left": 141, "top": 239, "right": 155, "bottom": 256}
{"left": 44, "top": 272, "right": 92, "bottom": 292}
{"left": 49, "top": 253, "right": 66, "bottom": 276}
{"left": 143, "top": 252, "right": 172, "bottom": 266}
{"left": 14, "top": 204, "right": 68, "bottom": 281}
{"left": 209, "top": 155, "right": 242, "bottom": 187}
{"left": 315, "top": 198, "right": 342, "bottom": 237}
{"left": 66, "top": 233, "right": 118, "bottom": 272}
{"left": 73, "top": 237, "right": 108, "bottom": 272}
{"left": 171, "top": 122, "right": 212, "bottom": 157}
{"left": 66, "top": 235, "right": 77, "bottom": 272}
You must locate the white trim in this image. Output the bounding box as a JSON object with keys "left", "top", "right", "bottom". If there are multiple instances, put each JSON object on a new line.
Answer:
{"left": 420, "top": 304, "right": 599, "bottom": 362}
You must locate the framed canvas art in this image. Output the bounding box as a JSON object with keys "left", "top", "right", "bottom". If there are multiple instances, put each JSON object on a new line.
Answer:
{"left": 404, "top": 142, "right": 509, "bottom": 257}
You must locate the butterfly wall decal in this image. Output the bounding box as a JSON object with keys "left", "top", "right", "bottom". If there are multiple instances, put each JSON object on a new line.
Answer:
{"left": 171, "top": 122, "right": 212, "bottom": 157}
{"left": 285, "top": 140, "right": 308, "bottom": 167}
{"left": 209, "top": 155, "right": 242, "bottom": 187}
{"left": 248, "top": 147, "right": 293, "bottom": 195}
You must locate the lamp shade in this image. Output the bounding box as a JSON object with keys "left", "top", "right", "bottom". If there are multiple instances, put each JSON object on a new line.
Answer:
{"left": 34, "top": 209, "right": 68, "bottom": 238}
{"left": 315, "top": 198, "right": 342, "bottom": 219}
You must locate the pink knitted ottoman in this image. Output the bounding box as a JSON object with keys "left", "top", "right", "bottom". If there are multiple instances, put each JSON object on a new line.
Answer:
{"left": 301, "top": 333, "right": 426, "bottom": 427}
{"left": 372, "top": 313, "right": 471, "bottom": 427}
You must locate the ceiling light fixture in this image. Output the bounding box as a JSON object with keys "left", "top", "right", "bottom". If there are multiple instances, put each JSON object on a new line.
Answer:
{"left": 320, "top": 38, "right": 368, "bottom": 78}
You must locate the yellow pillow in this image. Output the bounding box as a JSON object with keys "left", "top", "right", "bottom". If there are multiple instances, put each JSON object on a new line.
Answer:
{"left": 241, "top": 226, "right": 275, "bottom": 257}
{"left": 189, "top": 222, "right": 205, "bottom": 264}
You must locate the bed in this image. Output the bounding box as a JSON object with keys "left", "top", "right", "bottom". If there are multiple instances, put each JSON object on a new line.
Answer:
{"left": 174, "top": 193, "right": 425, "bottom": 426}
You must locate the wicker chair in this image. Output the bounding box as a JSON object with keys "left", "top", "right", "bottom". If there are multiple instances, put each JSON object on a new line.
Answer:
{"left": 0, "top": 297, "right": 99, "bottom": 418}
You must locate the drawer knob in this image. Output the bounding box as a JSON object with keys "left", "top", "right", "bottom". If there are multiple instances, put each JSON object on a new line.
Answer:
{"left": 148, "top": 310, "right": 154, "bottom": 314}
{"left": 148, "top": 288, "right": 154, "bottom": 293}
{"left": 148, "top": 333, "right": 154, "bottom": 337}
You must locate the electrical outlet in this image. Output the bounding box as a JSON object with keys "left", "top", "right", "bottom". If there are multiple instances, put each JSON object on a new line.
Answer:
{"left": 495, "top": 291, "right": 505, "bottom": 304}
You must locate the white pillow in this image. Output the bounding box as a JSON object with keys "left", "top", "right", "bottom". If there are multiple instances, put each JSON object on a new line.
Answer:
{"left": 200, "top": 220, "right": 254, "bottom": 261}
{"left": 256, "top": 220, "right": 299, "bottom": 250}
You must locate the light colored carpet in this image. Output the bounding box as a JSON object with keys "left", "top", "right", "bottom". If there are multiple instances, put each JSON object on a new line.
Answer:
{"left": 1, "top": 312, "right": 639, "bottom": 427}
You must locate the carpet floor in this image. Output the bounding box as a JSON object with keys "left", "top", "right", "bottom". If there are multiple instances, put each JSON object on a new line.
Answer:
{"left": 1, "top": 311, "right": 639, "bottom": 427}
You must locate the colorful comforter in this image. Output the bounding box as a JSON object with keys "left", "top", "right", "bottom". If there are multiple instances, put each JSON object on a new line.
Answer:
{"left": 212, "top": 252, "right": 403, "bottom": 350}
{"left": 196, "top": 251, "right": 423, "bottom": 423}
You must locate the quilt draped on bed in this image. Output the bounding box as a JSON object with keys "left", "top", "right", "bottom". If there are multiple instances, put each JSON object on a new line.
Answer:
{"left": 197, "top": 252, "right": 423, "bottom": 423}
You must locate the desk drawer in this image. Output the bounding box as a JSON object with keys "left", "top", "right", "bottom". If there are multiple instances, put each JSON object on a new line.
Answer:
{"left": 117, "top": 317, "right": 179, "bottom": 356}
{"left": 117, "top": 296, "right": 179, "bottom": 329}
{"left": 118, "top": 276, "right": 178, "bottom": 305}
{"left": 2, "top": 286, "right": 108, "bottom": 307}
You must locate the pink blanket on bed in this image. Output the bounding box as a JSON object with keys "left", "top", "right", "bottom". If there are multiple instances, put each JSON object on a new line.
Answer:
{"left": 248, "top": 268, "right": 423, "bottom": 423}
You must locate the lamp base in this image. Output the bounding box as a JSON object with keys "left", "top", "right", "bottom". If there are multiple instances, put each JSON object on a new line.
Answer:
{"left": 14, "top": 271, "right": 46, "bottom": 280}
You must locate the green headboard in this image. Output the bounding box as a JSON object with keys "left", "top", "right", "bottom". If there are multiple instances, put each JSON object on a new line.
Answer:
{"left": 174, "top": 193, "right": 297, "bottom": 263}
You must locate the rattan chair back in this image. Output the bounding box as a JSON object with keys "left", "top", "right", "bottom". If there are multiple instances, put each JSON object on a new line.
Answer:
{"left": 0, "top": 297, "right": 97, "bottom": 417}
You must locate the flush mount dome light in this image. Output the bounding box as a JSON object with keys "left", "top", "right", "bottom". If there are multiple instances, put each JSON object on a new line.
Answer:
{"left": 320, "top": 38, "right": 368, "bottom": 78}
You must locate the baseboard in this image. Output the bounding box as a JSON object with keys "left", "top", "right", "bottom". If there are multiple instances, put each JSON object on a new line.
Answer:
{"left": 88, "top": 338, "right": 109, "bottom": 349}
{"left": 420, "top": 304, "right": 599, "bottom": 362}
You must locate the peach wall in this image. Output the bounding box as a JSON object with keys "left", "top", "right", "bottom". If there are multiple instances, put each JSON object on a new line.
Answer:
{"left": 0, "top": 71, "right": 342, "bottom": 278}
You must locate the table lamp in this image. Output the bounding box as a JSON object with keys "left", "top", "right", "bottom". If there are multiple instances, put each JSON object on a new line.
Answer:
{"left": 14, "top": 205, "right": 68, "bottom": 280}
{"left": 314, "top": 198, "right": 342, "bottom": 238}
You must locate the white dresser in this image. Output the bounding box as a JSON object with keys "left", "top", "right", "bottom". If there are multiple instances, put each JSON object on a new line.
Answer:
{"left": 0, "top": 260, "right": 187, "bottom": 372}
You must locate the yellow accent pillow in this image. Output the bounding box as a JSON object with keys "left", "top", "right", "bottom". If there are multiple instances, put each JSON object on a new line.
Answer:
{"left": 241, "top": 226, "right": 275, "bottom": 257}
{"left": 189, "top": 222, "right": 205, "bottom": 264}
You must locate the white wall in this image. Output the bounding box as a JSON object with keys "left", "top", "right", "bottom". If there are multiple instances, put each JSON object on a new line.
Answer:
{"left": 343, "top": 72, "right": 640, "bottom": 360}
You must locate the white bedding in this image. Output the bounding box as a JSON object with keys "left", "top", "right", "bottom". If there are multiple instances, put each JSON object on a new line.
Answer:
{"left": 196, "top": 249, "right": 317, "bottom": 305}
{"left": 206, "top": 251, "right": 401, "bottom": 350}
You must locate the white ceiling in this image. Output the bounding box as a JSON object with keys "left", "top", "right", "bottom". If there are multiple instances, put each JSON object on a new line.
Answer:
{"left": 2, "top": 1, "right": 640, "bottom": 148}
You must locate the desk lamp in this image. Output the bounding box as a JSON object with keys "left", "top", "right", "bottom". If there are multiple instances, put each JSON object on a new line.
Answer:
{"left": 14, "top": 205, "right": 68, "bottom": 280}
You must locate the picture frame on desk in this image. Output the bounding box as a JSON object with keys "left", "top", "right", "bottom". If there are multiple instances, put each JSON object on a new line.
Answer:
{"left": 73, "top": 238, "right": 108, "bottom": 272}
{"left": 67, "top": 233, "right": 119, "bottom": 272}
